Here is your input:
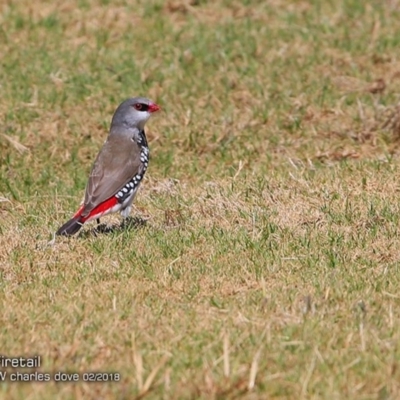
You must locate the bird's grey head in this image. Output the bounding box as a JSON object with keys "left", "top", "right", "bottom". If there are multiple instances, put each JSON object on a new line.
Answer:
{"left": 110, "top": 97, "right": 160, "bottom": 132}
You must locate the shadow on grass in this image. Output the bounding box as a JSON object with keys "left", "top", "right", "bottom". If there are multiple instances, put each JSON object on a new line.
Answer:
{"left": 79, "top": 216, "right": 148, "bottom": 238}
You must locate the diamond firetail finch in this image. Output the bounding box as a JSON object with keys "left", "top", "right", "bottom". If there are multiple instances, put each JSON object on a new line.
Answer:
{"left": 56, "top": 97, "right": 160, "bottom": 236}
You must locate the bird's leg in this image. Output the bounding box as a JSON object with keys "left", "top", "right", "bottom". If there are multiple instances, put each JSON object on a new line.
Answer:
{"left": 120, "top": 206, "right": 132, "bottom": 228}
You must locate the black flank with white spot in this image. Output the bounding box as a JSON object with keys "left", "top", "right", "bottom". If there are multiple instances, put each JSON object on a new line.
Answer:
{"left": 115, "top": 129, "right": 149, "bottom": 204}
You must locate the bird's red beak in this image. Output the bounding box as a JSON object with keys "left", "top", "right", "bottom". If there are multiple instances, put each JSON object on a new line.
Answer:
{"left": 148, "top": 102, "right": 160, "bottom": 113}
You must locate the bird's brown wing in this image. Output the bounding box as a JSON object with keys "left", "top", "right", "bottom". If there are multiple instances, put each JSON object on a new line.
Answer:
{"left": 81, "top": 136, "right": 143, "bottom": 217}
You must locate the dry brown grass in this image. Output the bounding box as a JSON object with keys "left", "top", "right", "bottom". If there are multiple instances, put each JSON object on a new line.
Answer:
{"left": 2, "top": 0, "right": 400, "bottom": 398}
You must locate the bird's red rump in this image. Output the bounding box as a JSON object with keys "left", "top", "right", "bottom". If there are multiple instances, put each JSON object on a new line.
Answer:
{"left": 75, "top": 196, "right": 119, "bottom": 223}
{"left": 73, "top": 204, "right": 85, "bottom": 218}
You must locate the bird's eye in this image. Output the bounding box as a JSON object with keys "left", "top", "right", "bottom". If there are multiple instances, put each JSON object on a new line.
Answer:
{"left": 133, "top": 103, "right": 149, "bottom": 112}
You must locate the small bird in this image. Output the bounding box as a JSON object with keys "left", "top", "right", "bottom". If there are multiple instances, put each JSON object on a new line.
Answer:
{"left": 56, "top": 97, "right": 160, "bottom": 236}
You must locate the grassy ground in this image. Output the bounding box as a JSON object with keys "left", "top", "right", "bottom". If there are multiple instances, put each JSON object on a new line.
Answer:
{"left": 1, "top": 0, "right": 400, "bottom": 398}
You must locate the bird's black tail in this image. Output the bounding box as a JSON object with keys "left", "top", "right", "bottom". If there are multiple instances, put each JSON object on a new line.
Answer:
{"left": 56, "top": 217, "right": 83, "bottom": 236}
